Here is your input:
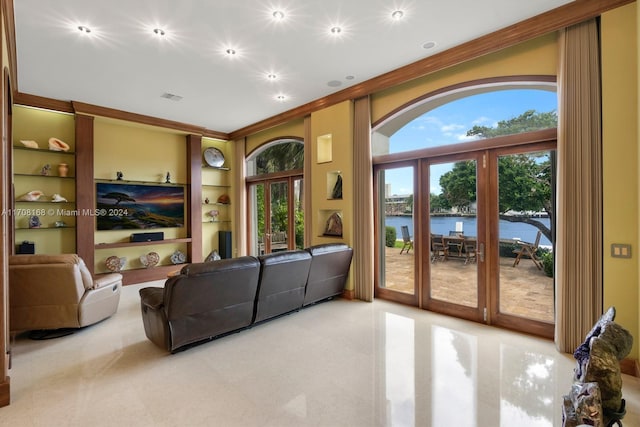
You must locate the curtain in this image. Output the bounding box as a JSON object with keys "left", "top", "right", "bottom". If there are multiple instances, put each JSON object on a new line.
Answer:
{"left": 555, "top": 18, "right": 603, "bottom": 353}
{"left": 304, "top": 116, "right": 313, "bottom": 247}
{"left": 353, "top": 96, "right": 375, "bottom": 301}
{"left": 234, "top": 137, "right": 247, "bottom": 256}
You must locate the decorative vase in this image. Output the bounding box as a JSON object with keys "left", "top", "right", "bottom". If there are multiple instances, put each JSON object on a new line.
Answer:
{"left": 58, "top": 163, "right": 69, "bottom": 177}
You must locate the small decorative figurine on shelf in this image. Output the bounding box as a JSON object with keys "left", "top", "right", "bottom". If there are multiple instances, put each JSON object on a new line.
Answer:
{"left": 51, "top": 193, "right": 67, "bottom": 202}
{"left": 40, "top": 164, "right": 51, "bottom": 176}
{"left": 58, "top": 163, "right": 69, "bottom": 177}
{"left": 29, "top": 215, "right": 41, "bottom": 229}
{"left": 207, "top": 209, "right": 219, "bottom": 222}
{"left": 54, "top": 220, "right": 66, "bottom": 228}
{"left": 205, "top": 250, "right": 221, "bottom": 262}
{"left": 204, "top": 197, "right": 210, "bottom": 204}
{"left": 165, "top": 172, "right": 171, "bottom": 184}
{"left": 116, "top": 171, "right": 123, "bottom": 181}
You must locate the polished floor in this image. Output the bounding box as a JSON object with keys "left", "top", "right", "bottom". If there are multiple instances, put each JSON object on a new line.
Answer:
{"left": 3, "top": 282, "right": 640, "bottom": 426}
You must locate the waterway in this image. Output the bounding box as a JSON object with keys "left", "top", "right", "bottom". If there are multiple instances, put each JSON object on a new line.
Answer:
{"left": 386, "top": 215, "right": 552, "bottom": 247}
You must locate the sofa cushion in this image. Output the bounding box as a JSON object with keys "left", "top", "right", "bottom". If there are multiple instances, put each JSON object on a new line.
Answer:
{"left": 254, "top": 250, "right": 312, "bottom": 323}
{"left": 303, "top": 243, "right": 353, "bottom": 306}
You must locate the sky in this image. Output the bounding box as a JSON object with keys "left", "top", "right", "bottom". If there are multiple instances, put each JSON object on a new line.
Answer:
{"left": 384, "top": 89, "right": 558, "bottom": 195}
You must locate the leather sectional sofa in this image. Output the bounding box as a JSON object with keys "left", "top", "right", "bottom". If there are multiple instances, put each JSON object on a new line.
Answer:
{"left": 139, "top": 243, "right": 353, "bottom": 352}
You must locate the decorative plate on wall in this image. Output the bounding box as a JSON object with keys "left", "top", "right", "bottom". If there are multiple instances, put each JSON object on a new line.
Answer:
{"left": 203, "top": 147, "right": 225, "bottom": 168}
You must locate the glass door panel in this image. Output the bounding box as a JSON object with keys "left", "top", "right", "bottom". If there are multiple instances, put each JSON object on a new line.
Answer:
{"left": 376, "top": 165, "right": 416, "bottom": 301}
{"left": 428, "top": 159, "right": 480, "bottom": 311}
{"left": 249, "top": 183, "right": 266, "bottom": 256}
{"left": 293, "top": 178, "right": 304, "bottom": 249}
{"left": 495, "top": 150, "right": 555, "bottom": 327}
{"left": 269, "top": 181, "right": 289, "bottom": 252}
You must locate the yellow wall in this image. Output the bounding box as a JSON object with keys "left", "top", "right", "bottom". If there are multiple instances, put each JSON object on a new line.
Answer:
{"left": 310, "top": 100, "right": 354, "bottom": 290}
{"left": 602, "top": 3, "right": 639, "bottom": 359}
{"left": 371, "top": 33, "right": 558, "bottom": 124}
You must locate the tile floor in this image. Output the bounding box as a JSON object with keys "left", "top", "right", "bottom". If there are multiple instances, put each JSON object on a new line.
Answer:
{"left": 2, "top": 281, "right": 640, "bottom": 426}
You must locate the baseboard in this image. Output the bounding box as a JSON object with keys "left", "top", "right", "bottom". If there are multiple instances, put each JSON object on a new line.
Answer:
{"left": 0, "top": 377, "right": 10, "bottom": 407}
{"left": 620, "top": 358, "right": 639, "bottom": 377}
{"left": 341, "top": 289, "right": 354, "bottom": 300}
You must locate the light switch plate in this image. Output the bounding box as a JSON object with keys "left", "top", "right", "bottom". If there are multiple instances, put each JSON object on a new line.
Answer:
{"left": 611, "top": 243, "right": 632, "bottom": 258}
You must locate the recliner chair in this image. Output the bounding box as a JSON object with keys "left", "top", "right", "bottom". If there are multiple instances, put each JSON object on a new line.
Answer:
{"left": 9, "top": 254, "right": 122, "bottom": 332}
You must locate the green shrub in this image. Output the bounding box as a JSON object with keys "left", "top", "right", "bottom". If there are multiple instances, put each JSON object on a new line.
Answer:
{"left": 540, "top": 250, "right": 554, "bottom": 277}
{"left": 499, "top": 241, "right": 519, "bottom": 258}
{"left": 385, "top": 226, "right": 396, "bottom": 247}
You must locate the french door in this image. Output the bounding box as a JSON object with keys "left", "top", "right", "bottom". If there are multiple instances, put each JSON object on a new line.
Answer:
{"left": 377, "top": 142, "right": 555, "bottom": 338}
{"left": 247, "top": 175, "right": 303, "bottom": 256}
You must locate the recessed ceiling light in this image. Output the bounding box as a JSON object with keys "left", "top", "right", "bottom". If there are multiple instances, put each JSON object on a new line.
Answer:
{"left": 275, "top": 94, "right": 287, "bottom": 101}
{"left": 327, "top": 80, "right": 342, "bottom": 87}
{"left": 267, "top": 73, "right": 277, "bottom": 80}
{"left": 225, "top": 48, "right": 237, "bottom": 56}
{"left": 77, "top": 25, "right": 91, "bottom": 34}
{"left": 153, "top": 28, "right": 166, "bottom": 37}
{"left": 272, "top": 10, "right": 285, "bottom": 20}
{"left": 329, "top": 26, "right": 342, "bottom": 35}
{"left": 391, "top": 10, "right": 404, "bottom": 20}
{"left": 345, "top": 75, "right": 355, "bottom": 80}
{"left": 422, "top": 41, "right": 437, "bottom": 50}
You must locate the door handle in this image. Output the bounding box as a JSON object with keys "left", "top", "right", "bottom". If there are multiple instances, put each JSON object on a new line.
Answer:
{"left": 478, "top": 243, "right": 485, "bottom": 262}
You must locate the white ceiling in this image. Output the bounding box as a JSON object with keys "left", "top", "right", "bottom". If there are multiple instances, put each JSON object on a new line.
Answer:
{"left": 13, "top": 0, "right": 573, "bottom": 135}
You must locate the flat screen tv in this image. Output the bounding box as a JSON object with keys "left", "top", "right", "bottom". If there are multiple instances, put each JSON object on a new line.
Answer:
{"left": 96, "top": 182, "right": 185, "bottom": 230}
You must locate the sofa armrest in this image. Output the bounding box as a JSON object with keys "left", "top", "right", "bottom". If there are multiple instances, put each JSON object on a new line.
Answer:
{"left": 139, "top": 287, "right": 164, "bottom": 310}
{"left": 93, "top": 273, "right": 123, "bottom": 290}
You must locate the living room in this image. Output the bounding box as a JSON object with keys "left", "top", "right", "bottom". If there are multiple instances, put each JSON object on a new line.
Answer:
{"left": 1, "top": 1, "right": 639, "bottom": 425}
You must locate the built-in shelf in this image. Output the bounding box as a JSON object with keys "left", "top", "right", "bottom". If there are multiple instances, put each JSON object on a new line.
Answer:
{"left": 14, "top": 173, "right": 75, "bottom": 179}
{"left": 96, "top": 263, "right": 187, "bottom": 286}
{"left": 95, "top": 179, "right": 185, "bottom": 186}
{"left": 15, "top": 200, "right": 75, "bottom": 204}
{"left": 16, "top": 226, "right": 75, "bottom": 230}
{"left": 202, "top": 165, "right": 230, "bottom": 171}
{"left": 95, "top": 237, "right": 192, "bottom": 249}
{"left": 13, "top": 146, "right": 75, "bottom": 155}
{"left": 317, "top": 134, "right": 333, "bottom": 164}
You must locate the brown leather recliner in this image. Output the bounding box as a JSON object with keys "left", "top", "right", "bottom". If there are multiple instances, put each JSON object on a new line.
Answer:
{"left": 303, "top": 243, "right": 354, "bottom": 306}
{"left": 139, "top": 256, "right": 261, "bottom": 352}
{"left": 254, "top": 250, "right": 312, "bottom": 323}
{"left": 9, "top": 254, "right": 122, "bottom": 332}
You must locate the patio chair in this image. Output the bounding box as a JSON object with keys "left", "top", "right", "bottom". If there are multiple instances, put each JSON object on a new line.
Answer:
{"left": 446, "top": 230, "right": 464, "bottom": 257}
{"left": 430, "top": 233, "right": 448, "bottom": 262}
{"left": 464, "top": 238, "right": 477, "bottom": 264}
{"left": 512, "top": 230, "right": 543, "bottom": 269}
{"left": 400, "top": 225, "right": 413, "bottom": 254}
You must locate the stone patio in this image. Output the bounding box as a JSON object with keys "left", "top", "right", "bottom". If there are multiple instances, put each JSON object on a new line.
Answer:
{"left": 382, "top": 246, "right": 554, "bottom": 323}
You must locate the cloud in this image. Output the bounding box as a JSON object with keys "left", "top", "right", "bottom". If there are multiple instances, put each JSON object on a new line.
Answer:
{"left": 441, "top": 123, "right": 465, "bottom": 133}
{"left": 457, "top": 133, "right": 481, "bottom": 142}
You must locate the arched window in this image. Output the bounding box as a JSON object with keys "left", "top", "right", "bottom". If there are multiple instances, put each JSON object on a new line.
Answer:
{"left": 373, "top": 85, "right": 557, "bottom": 155}
{"left": 246, "top": 139, "right": 303, "bottom": 177}
{"left": 246, "top": 139, "right": 304, "bottom": 256}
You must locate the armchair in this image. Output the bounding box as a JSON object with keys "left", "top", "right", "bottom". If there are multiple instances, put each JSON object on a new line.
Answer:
{"left": 9, "top": 254, "right": 122, "bottom": 332}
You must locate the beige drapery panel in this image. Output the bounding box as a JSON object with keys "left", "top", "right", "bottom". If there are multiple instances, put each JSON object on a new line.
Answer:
{"left": 304, "top": 116, "right": 313, "bottom": 247}
{"left": 555, "top": 18, "right": 603, "bottom": 353}
{"left": 353, "top": 96, "right": 375, "bottom": 301}
{"left": 234, "top": 137, "right": 247, "bottom": 256}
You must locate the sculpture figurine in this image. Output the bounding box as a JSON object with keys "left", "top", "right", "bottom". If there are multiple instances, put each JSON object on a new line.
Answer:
{"left": 40, "top": 164, "right": 51, "bottom": 176}
{"left": 165, "top": 172, "right": 171, "bottom": 183}
{"left": 116, "top": 171, "right": 123, "bottom": 181}
{"left": 562, "top": 307, "right": 633, "bottom": 427}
